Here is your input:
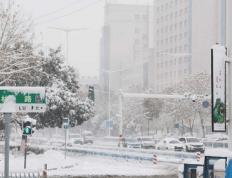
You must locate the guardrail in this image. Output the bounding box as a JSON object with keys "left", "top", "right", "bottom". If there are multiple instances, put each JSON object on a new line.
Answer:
{"left": 56, "top": 146, "right": 198, "bottom": 164}
{"left": 203, "top": 141, "right": 228, "bottom": 149}
{"left": 29, "top": 141, "right": 199, "bottom": 164}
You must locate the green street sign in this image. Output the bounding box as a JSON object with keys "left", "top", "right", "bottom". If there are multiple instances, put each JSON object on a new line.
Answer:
{"left": 0, "top": 87, "right": 46, "bottom": 113}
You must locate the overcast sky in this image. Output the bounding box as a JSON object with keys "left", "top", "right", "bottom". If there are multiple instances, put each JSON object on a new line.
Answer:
{"left": 17, "top": 0, "right": 105, "bottom": 78}
{"left": 16, "top": 0, "right": 151, "bottom": 78}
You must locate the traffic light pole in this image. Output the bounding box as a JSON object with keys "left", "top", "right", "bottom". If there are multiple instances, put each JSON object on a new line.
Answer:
{"left": 65, "top": 128, "right": 67, "bottom": 160}
{"left": 24, "top": 135, "right": 27, "bottom": 169}
{"left": 4, "top": 113, "right": 11, "bottom": 178}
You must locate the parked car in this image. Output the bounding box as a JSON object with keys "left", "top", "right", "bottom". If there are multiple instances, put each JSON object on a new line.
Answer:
{"left": 179, "top": 137, "right": 205, "bottom": 153}
{"left": 68, "top": 133, "right": 93, "bottom": 146}
{"left": 137, "top": 136, "right": 155, "bottom": 149}
{"left": 125, "top": 138, "right": 142, "bottom": 149}
{"left": 83, "top": 131, "right": 94, "bottom": 144}
{"left": 156, "top": 138, "right": 184, "bottom": 151}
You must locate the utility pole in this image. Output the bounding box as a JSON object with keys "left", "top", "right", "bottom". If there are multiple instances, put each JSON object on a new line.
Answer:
{"left": 108, "top": 74, "right": 111, "bottom": 136}
{"left": 224, "top": 0, "right": 232, "bottom": 151}
{"left": 4, "top": 113, "right": 11, "bottom": 178}
{"left": 24, "top": 135, "right": 27, "bottom": 169}
{"left": 48, "top": 27, "right": 87, "bottom": 64}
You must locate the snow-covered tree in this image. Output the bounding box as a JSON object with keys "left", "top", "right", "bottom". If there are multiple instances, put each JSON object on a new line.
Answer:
{"left": 32, "top": 48, "right": 94, "bottom": 128}
{"left": 163, "top": 73, "right": 211, "bottom": 136}
{"left": 0, "top": 0, "right": 39, "bottom": 86}
{"left": 0, "top": 1, "right": 94, "bottom": 129}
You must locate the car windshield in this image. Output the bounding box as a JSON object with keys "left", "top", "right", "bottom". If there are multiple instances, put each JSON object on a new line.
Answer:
{"left": 169, "top": 140, "right": 179, "bottom": 144}
{"left": 187, "top": 138, "right": 200, "bottom": 143}
{"left": 141, "top": 138, "right": 153, "bottom": 141}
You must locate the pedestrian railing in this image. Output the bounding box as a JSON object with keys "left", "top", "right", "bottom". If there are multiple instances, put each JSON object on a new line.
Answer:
{"left": 0, "top": 172, "right": 41, "bottom": 178}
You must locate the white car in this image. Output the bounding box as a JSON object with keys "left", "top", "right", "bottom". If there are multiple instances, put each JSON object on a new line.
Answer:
{"left": 137, "top": 136, "right": 155, "bottom": 149}
{"left": 156, "top": 138, "right": 184, "bottom": 151}
{"left": 179, "top": 137, "right": 205, "bottom": 153}
{"left": 125, "top": 138, "right": 142, "bottom": 149}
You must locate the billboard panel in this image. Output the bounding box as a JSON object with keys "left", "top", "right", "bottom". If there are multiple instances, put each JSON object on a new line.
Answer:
{"left": 211, "top": 45, "right": 226, "bottom": 132}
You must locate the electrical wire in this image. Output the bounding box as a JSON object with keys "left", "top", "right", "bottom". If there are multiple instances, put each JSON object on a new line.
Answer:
{"left": 34, "top": 0, "right": 103, "bottom": 26}
{"left": 34, "top": 0, "right": 84, "bottom": 20}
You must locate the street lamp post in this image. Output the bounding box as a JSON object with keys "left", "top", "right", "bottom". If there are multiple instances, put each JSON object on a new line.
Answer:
{"left": 48, "top": 27, "right": 87, "bottom": 64}
{"left": 108, "top": 73, "right": 111, "bottom": 136}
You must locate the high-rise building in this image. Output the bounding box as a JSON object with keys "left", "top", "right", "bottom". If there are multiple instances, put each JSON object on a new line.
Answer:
{"left": 100, "top": 1, "right": 151, "bottom": 93}
{"left": 150, "top": 0, "right": 223, "bottom": 92}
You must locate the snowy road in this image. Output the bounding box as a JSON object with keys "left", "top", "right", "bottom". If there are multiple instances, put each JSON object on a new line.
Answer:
{"left": 0, "top": 150, "right": 178, "bottom": 177}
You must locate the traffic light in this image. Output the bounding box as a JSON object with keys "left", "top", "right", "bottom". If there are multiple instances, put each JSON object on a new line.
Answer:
{"left": 22, "top": 116, "right": 37, "bottom": 135}
{"left": 88, "top": 86, "right": 95, "bottom": 101}
{"left": 22, "top": 121, "right": 32, "bottom": 135}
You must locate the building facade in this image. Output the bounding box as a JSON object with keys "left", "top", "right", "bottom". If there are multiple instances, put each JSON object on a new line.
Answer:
{"left": 100, "top": 1, "right": 151, "bottom": 93}
{"left": 150, "top": 0, "right": 222, "bottom": 92}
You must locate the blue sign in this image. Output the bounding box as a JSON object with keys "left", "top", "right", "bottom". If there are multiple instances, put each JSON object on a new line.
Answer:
{"left": 202, "top": 100, "right": 209, "bottom": 108}
{"left": 226, "top": 159, "right": 232, "bottom": 178}
{"left": 105, "top": 120, "right": 113, "bottom": 129}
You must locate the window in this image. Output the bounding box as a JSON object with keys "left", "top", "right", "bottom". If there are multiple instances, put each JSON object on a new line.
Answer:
{"left": 179, "top": 21, "right": 183, "bottom": 28}
{"left": 142, "top": 34, "right": 148, "bottom": 41}
{"left": 165, "top": 38, "right": 168, "bottom": 43}
{"left": 134, "top": 28, "right": 140, "bottom": 33}
{"left": 179, "top": 138, "right": 186, "bottom": 143}
{"left": 165, "top": 15, "right": 168, "bottom": 21}
{"left": 161, "top": 16, "right": 164, "bottom": 22}
{"left": 184, "top": 32, "right": 188, "bottom": 38}
{"left": 143, "top": 14, "right": 148, "bottom": 20}
{"left": 170, "top": 36, "right": 173, "bottom": 43}
{"left": 184, "top": 20, "right": 188, "bottom": 27}
{"left": 179, "top": 33, "right": 183, "bottom": 40}
{"left": 165, "top": 26, "right": 168, "bottom": 32}
{"left": 179, "top": 9, "right": 183, "bottom": 16}
{"left": 175, "top": 11, "right": 178, "bottom": 17}
{"left": 134, "top": 14, "right": 140, "bottom": 20}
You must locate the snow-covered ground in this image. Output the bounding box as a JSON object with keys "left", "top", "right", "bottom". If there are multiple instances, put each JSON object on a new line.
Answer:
{"left": 0, "top": 150, "right": 178, "bottom": 176}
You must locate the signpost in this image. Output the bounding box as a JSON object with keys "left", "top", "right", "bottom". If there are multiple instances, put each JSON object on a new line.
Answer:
{"left": 0, "top": 87, "right": 46, "bottom": 113}
{"left": 63, "top": 118, "right": 69, "bottom": 160}
{"left": 0, "top": 87, "right": 46, "bottom": 178}
{"left": 105, "top": 120, "right": 113, "bottom": 129}
{"left": 211, "top": 45, "right": 227, "bottom": 132}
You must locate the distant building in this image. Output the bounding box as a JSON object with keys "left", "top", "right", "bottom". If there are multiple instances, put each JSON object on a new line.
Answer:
{"left": 150, "top": 0, "right": 223, "bottom": 92}
{"left": 100, "top": 0, "right": 226, "bottom": 94}
{"left": 100, "top": 1, "right": 151, "bottom": 93}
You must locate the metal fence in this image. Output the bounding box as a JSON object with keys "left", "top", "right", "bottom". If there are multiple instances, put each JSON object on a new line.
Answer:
{"left": 0, "top": 172, "right": 40, "bottom": 178}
